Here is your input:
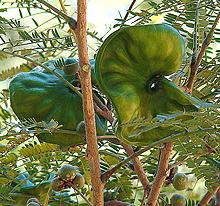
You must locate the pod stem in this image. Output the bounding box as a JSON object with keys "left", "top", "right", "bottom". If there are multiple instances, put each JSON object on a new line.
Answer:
{"left": 197, "top": 185, "right": 220, "bottom": 206}
{"left": 186, "top": 12, "right": 220, "bottom": 94}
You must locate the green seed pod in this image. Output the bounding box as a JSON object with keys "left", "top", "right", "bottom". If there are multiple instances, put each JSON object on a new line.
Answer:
{"left": 63, "top": 58, "right": 79, "bottom": 75}
{"left": 72, "top": 173, "right": 85, "bottom": 189}
{"left": 58, "top": 164, "right": 78, "bottom": 181}
{"left": 172, "top": 173, "right": 188, "bottom": 190}
{"left": 9, "top": 58, "right": 107, "bottom": 146}
{"left": 51, "top": 177, "right": 65, "bottom": 192}
{"left": 170, "top": 194, "right": 186, "bottom": 206}
{"left": 95, "top": 24, "right": 213, "bottom": 145}
{"left": 0, "top": 144, "right": 7, "bottom": 153}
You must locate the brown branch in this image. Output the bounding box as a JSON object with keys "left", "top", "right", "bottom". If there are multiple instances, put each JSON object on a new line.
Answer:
{"left": 186, "top": 12, "right": 220, "bottom": 93}
{"left": 146, "top": 142, "right": 173, "bottom": 206}
{"left": 197, "top": 186, "right": 220, "bottom": 206}
{"left": 93, "top": 93, "right": 114, "bottom": 123}
{"left": 122, "top": 0, "right": 137, "bottom": 24}
{"left": 122, "top": 143, "right": 151, "bottom": 196}
{"left": 93, "top": 93, "right": 150, "bottom": 196}
{"left": 216, "top": 188, "right": 220, "bottom": 206}
{"left": 101, "top": 127, "right": 219, "bottom": 183}
{"left": 76, "top": 0, "right": 104, "bottom": 205}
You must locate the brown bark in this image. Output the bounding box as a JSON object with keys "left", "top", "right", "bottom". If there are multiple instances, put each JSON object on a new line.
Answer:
{"left": 216, "top": 188, "right": 220, "bottom": 206}
{"left": 146, "top": 142, "right": 173, "bottom": 206}
{"left": 186, "top": 12, "right": 220, "bottom": 93}
{"left": 76, "top": 0, "right": 104, "bottom": 205}
{"left": 122, "top": 143, "right": 151, "bottom": 196}
{"left": 197, "top": 186, "right": 220, "bottom": 206}
{"left": 101, "top": 128, "right": 218, "bottom": 183}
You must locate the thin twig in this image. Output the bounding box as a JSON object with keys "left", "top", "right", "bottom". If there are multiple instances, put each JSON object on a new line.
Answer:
{"left": 93, "top": 93, "right": 114, "bottom": 123}
{"left": 76, "top": 1, "right": 104, "bottom": 205}
{"left": 122, "top": 143, "right": 151, "bottom": 196}
{"left": 186, "top": 12, "right": 220, "bottom": 93}
{"left": 197, "top": 186, "right": 220, "bottom": 206}
{"left": 121, "top": 0, "right": 137, "bottom": 26}
{"left": 36, "top": 0, "right": 77, "bottom": 29}
{"left": 190, "top": 0, "right": 201, "bottom": 75}
{"left": 216, "top": 188, "right": 220, "bottom": 206}
{"left": 93, "top": 92, "right": 150, "bottom": 195}
{"left": 58, "top": 0, "right": 78, "bottom": 43}
{"left": 92, "top": 93, "right": 150, "bottom": 196}
{"left": 192, "top": 0, "right": 201, "bottom": 54}
{"left": 68, "top": 182, "right": 92, "bottom": 206}
{"left": 146, "top": 142, "right": 173, "bottom": 206}
{"left": 58, "top": 0, "right": 67, "bottom": 13}
{"left": 1, "top": 51, "right": 82, "bottom": 97}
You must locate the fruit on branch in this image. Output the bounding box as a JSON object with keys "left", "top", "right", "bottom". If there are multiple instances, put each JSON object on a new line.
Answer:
{"left": 0, "top": 143, "right": 7, "bottom": 152}
{"left": 58, "top": 164, "right": 78, "bottom": 181}
{"left": 172, "top": 173, "right": 188, "bottom": 190}
{"left": 72, "top": 173, "right": 85, "bottom": 189}
{"left": 95, "top": 24, "right": 212, "bottom": 145}
{"left": 170, "top": 194, "right": 186, "bottom": 206}
{"left": 63, "top": 58, "right": 79, "bottom": 75}
{"left": 51, "top": 177, "right": 65, "bottom": 192}
{"left": 9, "top": 58, "right": 107, "bottom": 146}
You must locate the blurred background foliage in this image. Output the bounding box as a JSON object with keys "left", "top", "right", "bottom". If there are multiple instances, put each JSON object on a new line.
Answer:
{"left": 0, "top": 0, "right": 219, "bottom": 205}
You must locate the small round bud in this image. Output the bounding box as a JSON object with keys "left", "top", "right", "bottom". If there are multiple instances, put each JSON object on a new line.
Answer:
{"left": 58, "top": 164, "right": 78, "bottom": 181}
{"left": 172, "top": 173, "right": 188, "bottom": 190}
{"left": 51, "top": 177, "right": 65, "bottom": 192}
{"left": 170, "top": 194, "right": 186, "bottom": 206}
{"left": 72, "top": 173, "right": 85, "bottom": 189}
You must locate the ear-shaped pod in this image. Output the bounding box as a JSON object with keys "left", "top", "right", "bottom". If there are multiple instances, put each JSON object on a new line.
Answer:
{"left": 95, "top": 24, "right": 209, "bottom": 145}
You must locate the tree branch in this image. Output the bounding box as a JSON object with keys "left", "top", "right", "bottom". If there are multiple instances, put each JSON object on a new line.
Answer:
{"left": 216, "top": 188, "right": 220, "bottom": 206}
{"left": 76, "top": 0, "right": 104, "bottom": 205}
{"left": 122, "top": 143, "right": 151, "bottom": 196}
{"left": 92, "top": 93, "right": 150, "bottom": 195}
{"left": 186, "top": 12, "right": 220, "bottom": 93}
{"left": 197, "top": 186, "right": 220, "bottom": 206}
{"left": 101, "top": 127, "right": 218, "bottom": 183}
{"left": 146, "top": 142, "right": 173, "bottom": 206}
{"left": 93, "top": 93, "right": 114, "bottom": 123}
{"left": 121, "top": 0, "right": 137, "bottom": 26}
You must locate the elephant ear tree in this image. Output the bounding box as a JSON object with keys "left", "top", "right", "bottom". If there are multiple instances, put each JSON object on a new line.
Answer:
{"left": 1, "top": 0, "right": 219, "bottom": 206}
